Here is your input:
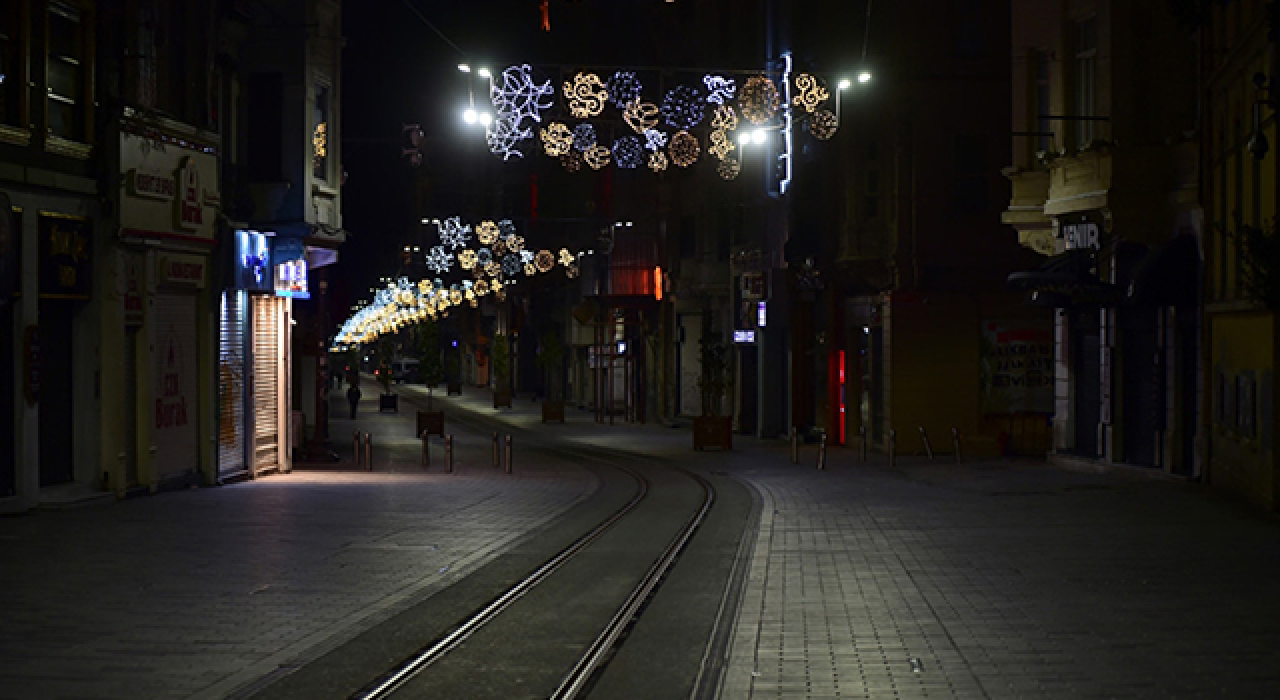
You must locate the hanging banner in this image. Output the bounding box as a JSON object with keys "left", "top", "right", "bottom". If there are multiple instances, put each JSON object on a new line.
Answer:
{"left": 981, "top": 322, "right": 1054, "bottom": 414}
{"left": 120, "top": 130, "right": 219, "bottom": 244}
{"left": 38, "top": 213, "right": 92, "bottom": 300}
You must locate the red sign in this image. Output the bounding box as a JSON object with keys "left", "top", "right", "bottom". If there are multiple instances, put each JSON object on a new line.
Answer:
{"left": 155, "top": 331, "right": 189, "bottom": 429}
{"left": 175, "top": 157, "right": 203, "bottom": 230}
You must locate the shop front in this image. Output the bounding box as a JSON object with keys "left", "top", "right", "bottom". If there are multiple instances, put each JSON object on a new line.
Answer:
{"left": 217, "top": 230, "right": 270, "bottom": 480}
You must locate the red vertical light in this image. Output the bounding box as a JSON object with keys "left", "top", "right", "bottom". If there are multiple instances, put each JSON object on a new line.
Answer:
{"left": 838, "top": 350, "right": 846, "bottom": 445}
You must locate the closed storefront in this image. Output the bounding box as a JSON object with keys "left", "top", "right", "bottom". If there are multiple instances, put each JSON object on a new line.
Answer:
{"left": 251, "top": 295, "right": 286, "bottom": 474}
{"left": 218, "top": 290, "right": 248, "bottom": 478}
{"left": 152, "top": 290, "right": 199, "bottom": 482}
{"left": 1, "top": 198, "right": 16, "bottom": 498}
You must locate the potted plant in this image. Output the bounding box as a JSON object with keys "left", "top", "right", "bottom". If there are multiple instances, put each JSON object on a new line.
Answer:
{"left": 375, "top": 336, "right": 398, "bottom": 413}
{"left": 415, "top": 320, "right": 445, "bottom": 436}
{"left": 693, "top": 327, "right": 733, "bottom": 450}
{"left": 492, "top": 333, "right": 513, "bottom": 408}
{"left": 536, "top": 329, "right": 566, "bottom": 423}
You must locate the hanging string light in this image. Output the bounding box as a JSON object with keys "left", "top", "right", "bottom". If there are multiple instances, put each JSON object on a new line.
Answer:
{"left": 717, "top": 157, "right": 742, "bottom": 180}
{"left": 661, "top": 84, "right": 706, "bottom": 129}
{"left": 669, "top": 130, "right": 700, "bottom": 168}
{"left": 623, "top": 101, "right": 661, "bottom": 133}
{"left": 438, "top": 217, "right": 472, "bottom": 249}
{"left": 613, "top": 135, "right": 645, "bottom": 169}
{"left": 607, "top": 71, "right": 643, "bottom": 109}
{"left": 738, "top": 74, "right": 780, "bottom": 124}
{"left": 792, "top": 73, "right": 830, "bottom": 113}
{"left": 703, "top": 74, "right": 737, "bottom": 105}
{"left": 562, "top": 150, "right": 583, "bottom": 172}
{"left": 584, "top": 144, "right": 612, "bottom": 169}
{"left": 708, "top": 129, "right": 734, "bottom": 161}
{"left": 425, "top": 246, "right": 454, "bottom": 273}
{"left": 711, "top": 104, "right": 739, "bottom": 132}
{"left": 809, "top": 110, "right": 838, "bottom": 140}
{"left": 475, "top": 220, "right": 499, "bottom": 245}
{"left": 648, "top": 150, "right": 668, "bottom": 172}
{"left": 457, "top": 249, "right": 478, "bottom": 270}
{"left": 541, "top": 121, "right": 573, "bottom": 156}
{"left": 558, "top": 248, "right": 575, "bottom": 266}
{"left": 535, "top": 250, "right": 556, "bottom": 272}
{"left": 572, "top": 123, "right": 597, "bottom": 151}
{"left": 563, "top": 72, "right": 608, "bottom": 118}
{"left": 643, "top": 128, "right": 668, "bottom": 152}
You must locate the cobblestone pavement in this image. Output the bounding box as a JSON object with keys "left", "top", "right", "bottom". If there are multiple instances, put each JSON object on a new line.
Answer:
{"left": 0, "top": 387, "right": 596, "bottom": 700}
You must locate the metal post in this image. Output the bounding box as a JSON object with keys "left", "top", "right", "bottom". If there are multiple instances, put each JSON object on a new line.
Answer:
{"left": 445, "top": 434, "right": 454, "bottom": 473}
{"left": 790, "top": 426, "right": 799, "bottom": 464}
{"left": 952, "top": 427, "right": 963, "bottom": 464}
{"left": 492, "top": 432, "right": 500, "bottom": 468}
{"left": 817, "top": 432, "right": 827, "bottom": 470}
{"left": 421, "top": 430, "right": 430, "bottom": 468}
{"left": 888, "top": 428, "right": 896, "bottom": 467}
{"left": 504, "top": 434, "right": 513, "bottom": 474}
{"left": 363, "top": 433, "right": 372, "bottom": 471}
{"left": 859, "top": 425, "right": 867, "bottom": 463}
{"left": 919, "top": 426, "right": 934, "bottom": 461}
{"left": 354, "top": 430, "right": 362, "bottom": 468}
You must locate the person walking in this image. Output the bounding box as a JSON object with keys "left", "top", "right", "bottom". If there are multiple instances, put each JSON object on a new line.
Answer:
{"left": 347, "top": 383, "right": 361, "bottom": 420}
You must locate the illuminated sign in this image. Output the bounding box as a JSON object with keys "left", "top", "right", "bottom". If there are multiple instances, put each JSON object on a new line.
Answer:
{"left": 757, "top": 301, "right": 767, "bottom": 327}
{"left": 235, "top": 230, "right": 271, "bottom": 291}
{"left": 733, "top": 330, "right": 756, "bottom": 344}
{"left": 274, "top": 259, "right": 310, "bottom": 299}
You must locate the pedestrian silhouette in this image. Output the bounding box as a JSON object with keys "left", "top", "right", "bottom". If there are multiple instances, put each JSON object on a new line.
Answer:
{"left": 347, "top": 384, "right": 361, "bottom": 419}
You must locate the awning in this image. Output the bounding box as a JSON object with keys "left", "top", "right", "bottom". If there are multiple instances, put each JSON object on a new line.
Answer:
{"left": 1126, "top": 234, "right": 1200, "bottom": 307}
{"left": 1006, "top": 248, "right": 1119, "bottom": 306}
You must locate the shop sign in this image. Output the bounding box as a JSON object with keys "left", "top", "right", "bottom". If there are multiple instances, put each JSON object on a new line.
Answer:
{"left": 274, "top": 259, "right": 310, "bottom": 299}
{"left": 124, "top": 256, "right": 144, "bottom": 326}
{"left": 157, "top": 252, "right": 206, "bottom": 288}
{"left": 120, "top": 131, "right": 219, "bottom": 244}
{"left": 981, "top": 322, "right": 1054, "bottom": 414}
{"left": 155, "top": 327, "right": 189, "bottom": 430}
{"left": 235, "top": 230, "right": 272, "bottom": 291}
{"left": 38, "top": 213, "right": 92, "bottom": 299}
{"left": 1060, "top": 211, "right": 1105, "bottom": 250}
{"left": 0, "top": 192, "right": 15, "bottom": 299}
{"left": 733, "top": 330, "right": 757, "bottom": 344}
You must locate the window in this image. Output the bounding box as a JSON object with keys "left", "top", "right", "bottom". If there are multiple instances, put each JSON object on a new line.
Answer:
{"left": 0, "top": 0, "right": 21, "bottom": 128}
{"left": 47, "top": 2, "right": 84, "bottom": 141}
{"left": 1074, "top": 17, "right": 1098, "bottom": 149}
{"left": 313, "top": 83, "right": 330, "bottom": 181}
{"left": 1032, "top": 49, "right": 1052, "bottom": 155}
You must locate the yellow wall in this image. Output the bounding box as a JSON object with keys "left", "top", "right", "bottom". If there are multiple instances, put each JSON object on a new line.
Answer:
{"left": 1209, "top": 313, "right": 1275, "bottom": 510}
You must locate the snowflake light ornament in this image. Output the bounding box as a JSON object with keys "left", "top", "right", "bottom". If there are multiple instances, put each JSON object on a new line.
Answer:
{"left": 613, "top": 136, "right": 644, "bottom": 169}
{"left": 708, "top": 129, "right": 735, "bottom": 161}
{"left": 524, "top": 262, "right": 537, "bottom": 276}
{"left": 661, "top": 85, "right": 706, "bottom": 129}
{"left": 809, "top": 110, "right": 838, "bottom": 140}
{"left": 711, "top": 104, "right": 739, "bottom": 132}
{"left": 425, "top": 246, "right": 454, "bottom": 274}
{"left": 607, "top": 71, "right": 643, "bottom": 109}
{"left": 476, "top": 248, "right": 494, "bottom": 266}
{"left": 484, "top": 261, "right": 501, "bottom": 278}
{"left": 562, "top": 150, "right": 583, "bottom": 172}
{"left": 491, "top": 239, "right": 508, "bottom": 257}
{"left": 506, "top": 235, "right": 525, "bottom": 253}
{"left": 475, "top": 279, "right": 490, "bottom": 295}
{"left": 669, "top": 130, "right": 700, "bottom": 168}
{"left": 502, "top": 254, "right": 522, "bottom": 277}
{"left": 520, "top": 249, "right": 535, "bottom": 264}
{"left": 624, "top": 101, "right": 661, "bottom": 133}
{"left": 563, "top": 72, "right": 608, "bottom": 118}
{"left": 535, "top": 250, "right": 555, "bottom": 273}
{"left": 498, "top": 219, "right": 516, "bottom": 236}
{"left": 572, "top": 123, "right": 597, "bottom": 152}
{"left": 558, "top": 248, "right": 575, "bottom": 266}
{"left": 486, "top": 114, "right": 532, "bottom": 161}
{"left": 643, "top": 129, "right": 668, "bottom": 152}
{"left": 703, "top": 74, "right": 737, "bottom": 105}
{"left": 648, "top": 150, "right": 669, "bottom": 172}
{"left": 739, "top": 75, "right": 780, "bottom": 124}
{"left": 718, "top": 157, "right": 742, "bottom": 180}
{"left": 584, "top": 144, "right": 611, "bottom": 170}
{"left": 439, "top": 217, "right": 472, "bottom": 249}
{"left": 475, "top": 220, "right": 499, "bottom": 245}
{"left": 792, "top": 73, "right": 830, "bottom": 113}
{"left": 491, "top": 64, "right": 555, "bottom": 125}
{"left": 457, "top": 249, "right": 478, "bottom": 270}
{"left": 541, "top": 122, "right": 573, "bottom": 157}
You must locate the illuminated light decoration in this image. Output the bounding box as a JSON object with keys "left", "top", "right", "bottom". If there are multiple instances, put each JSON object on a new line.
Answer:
{"left": 524, "top": 262, "right": 537, "bottom": 276}
{"left": 472, "top": 265, "right": 486, "bottom": 279}
{"left": 565, "top": 263, "right": 580, "bottom": 279}
{"left": 661, "top": 85, "right": 706, "bottom": 129}
{"left": 486, "top": 113, "right": 532, "bottom": 160}
{"left": 498, "top": 219, "right": 516, "bottom": 237}
{"left": 519, "top": 249, "right": 535, "bottom": 264}
{"left": 491, "top": 64, "right": 555, "bottom": 126}
{"left": 476, "top": 248, "right": 494, "bottom": 266}
{"left": 535, "top": 250, "right": 555, "bottom": 272}
{"left": 710, "top": 104, "right": 739, "bottom": 132}
{"left": 502, "top": 254, "right": 523, "bottom": 277}
{"left": 708, "top": 129, "right": 735, "bottom": 161}
{"left": 584, "top": 144, "right": 612, "bottom": 170}
{"left": 484, "top": 261, "right": 501, "bottom": 278}
{"left": 475, "top": 279, "right": 490, "bottom": 295}
{"left": 653, "top": 266, "right": 663, "bottom": 301}
{"left": 562, "top": 72, "right": 608, "bottom": 118}
{"left": 738, "top": 74, "right": 780, "bottom": 124}
{"left": 623, "top": 101, "right": 661, "bottom": 133}
{"left": 808, "top": 109, "right": 838, "bottom": 140}
{"left": 612, "top": 135, "right": 644, "bottom": 169}
{"left": 425, "top": 246, "right": 454, "bottom": 273}
{"left": 450, "top": 289, "right": 463, "bottom": 304}
{"left": 792, "top": 73, "right": 830, "bottom": 113}
{"left": 475, "top": 220, "right": 499, "bottom": 245}
{"left": 506, "top": 235, "right": 525, "bottom": 253}
{"left": 703, "top": 74, "right": 737, "bottom": 105}
{"left": 572, "top": 123, "right": 597, "bottom": 151}
{"left": 668, "top": 130, "right": 700, "bottom": 168}
{"left": 562, "top": 150, "right": 583, "bottom": 172}
{"left": 648, "top": 150, "right": 669, "bottom": 172}
{"left": 779, "top": 52, "right": 795, "bottom": 194}
{"left": 439, "top": 217, "right": 472, "bottom": 249}
{"left": 717, "top": 156, "right": 742, "bottom": 180}
{"left": 457, "top": 249, "right": 478, "bottom": 270}
{"left": 312, "top": 122, "right": 327, "bottom": 169}
{"left": 607, "top": 71, "right": 643, "bottom": 109}
{"left": 643, "top": 128, "right": 668, "bottom": 152}
{"left": 558, "top": 248, "right": 575, "bottom": 266}
{"left": 541, "top": 121, "right": 573, "bottom": 156}
{"left": 491, "top": 239, "right": 508, "bottom": 257}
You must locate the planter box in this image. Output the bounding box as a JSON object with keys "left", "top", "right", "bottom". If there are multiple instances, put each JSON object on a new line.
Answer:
{"left": 446, "top": 381, "right": 462, "bottom": 396}
{"left": 416, "top": 410, "right": 445, "bottom": 437}
{"left": 379, "top": 394, "right": 399, "bottom": 413}
{"left": 494, "top": 389, "right": 513, "bottom": 409}
{"left": 541, "top": 401, "right": 565, "bottom": 424}
{"left": 693, "top": 416, "right": 733, "bottom": 451}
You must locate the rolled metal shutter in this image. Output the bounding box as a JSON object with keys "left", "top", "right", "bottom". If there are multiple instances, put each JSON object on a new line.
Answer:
{"left": 152, "top": 292, "right": 199, "bottom": 480}
{"left": 251, "top": 295, "right": 280, "bottom": 472}
{"left": 218, "top": 290, "right": 248, "bottom": 477}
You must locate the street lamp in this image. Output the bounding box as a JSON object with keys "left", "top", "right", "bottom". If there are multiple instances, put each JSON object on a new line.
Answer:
{"left": 463, "top": 108, "right": 477, "bottom": 124}
{"left": 477, "top": 67, "right": 491, "bottom": 78}
{"left": 838, "top": 79, "right": 851, "bottom": 90}
{"left": 458, "top": 63, "right": 471, "bottom": 73}
{"left": 858, "top": 70, "right": 872, "bottom": 84}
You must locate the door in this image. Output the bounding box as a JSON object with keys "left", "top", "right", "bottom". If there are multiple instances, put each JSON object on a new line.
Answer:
{"left": 1071, "top": 307, "right": 1101, "bottom": 458}
{"left": 218, "top": 290, "right": 248, "bottom": 477}
{"left": 38, "top": 301, "right": 74, "bottom": 486}
{"left": 152, "top": 293, "right": 199, "bottom": 481}
{"left": 251, "top": 295, "right": 280, "bottom": 473}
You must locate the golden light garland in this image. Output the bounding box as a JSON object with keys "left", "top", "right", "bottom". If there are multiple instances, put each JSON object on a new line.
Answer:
{"left": 809, "top": 110, "right": 838, "bottom": 140}
{"left": 507, "top": 235, "right": 524, "bottom": 253}
{"left": 475, "top": 279, "right": 489, "bottom": 294}
{"left": 558, "top": 248, "right": 575, "bottom": 266}
{"left": 563, "top": 72, "right": 608, "bottom": 118}
{"left": 739, "top": 75, "right": 780, "bottom": 124}
{"left": 717, "top": 157, "right": 741, "bottom": 180}
{"left": 669, "top": 130, "right": 700, "bottom": 168}
{"left": 708, "top": 129, "right": 734, "bottom": 161}
{"left": 458, "top": 249, "right": 478, "bottom": 270}
{"left": 623, "top": 100, "right": 660, "bottom": 133}
{"left": 484, "top": 261, "right": 501, "bottom": 278}
{"left": 711, "top": 104, "right": 739, "bottom": 132}
{"left": 535, "top": 250, "right": 555, "bottom": 272}
{"left": 792, "top": 73, "right": 830, "bottom": 113}
{"left": 475, "top": 220, "right": 499, "bottom": 245}
{"left": 648, "top": 151, "right": 668, "bottom": 172}
{"left": 525, "top": 262, "right": 537, "bottom": 276}
{"left": 491, "top": 239, "right": 508, "bottom": 256}
{"left": 562, "top": 150, "right": 583, "bottom": 172}
{"left": 541, "top": 121, "right": 573, "bottom": 156}
{"left": 584, "top": 144, "right": 612, "bottom": 170}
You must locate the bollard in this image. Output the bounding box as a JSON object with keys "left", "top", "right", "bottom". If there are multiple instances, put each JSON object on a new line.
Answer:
{"left": 445, "top": 434, "right": 454, "bottom": 473}
{"left": 888, "top": 428, "right": 896, "bottom": 467}
{"left": 859, "top": 425, "right": 867, "bottom": 463}
{"left": 354, "top": 431, "right": 362, "bottom": 468}
{"left": 919, "top": 426, "right": 934, "bottom": 461}
{"left": 790, "top": 426, "right": 799, "bottom": 464}
{"left": 504, "top": 434, "right": 513, "bottom": 474}
{"left": 952, "top": 427, "right": 963, "bottom": 464}
{"left": 492, "top": 432, "right": 500, "bottom": 468}
{"left": 817, "top": 432, "right": 827, "bottom": 471}
{"left": 364, "top": 433, "right": 372, "bottom": 471}
{"left": 421, "top": 430, "right": 430, "bottom": 468}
